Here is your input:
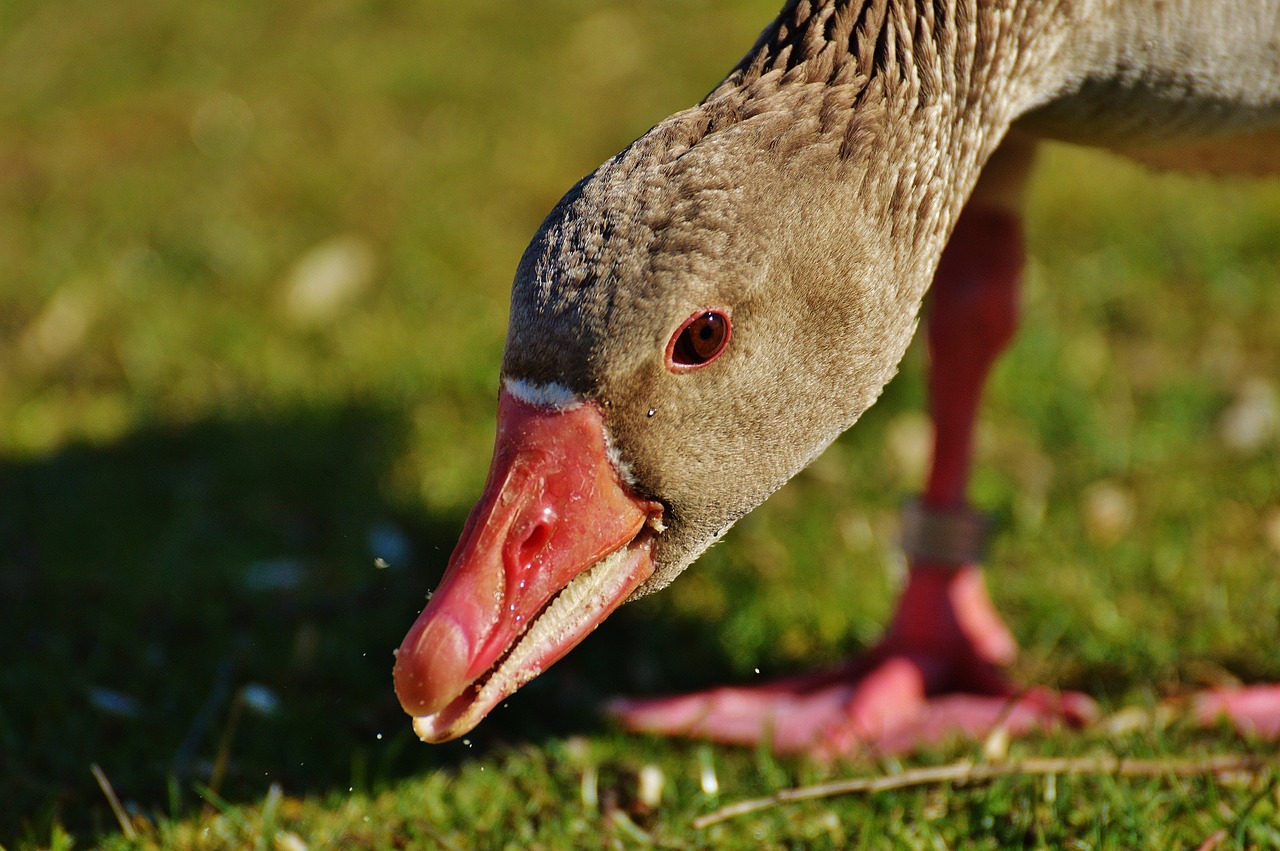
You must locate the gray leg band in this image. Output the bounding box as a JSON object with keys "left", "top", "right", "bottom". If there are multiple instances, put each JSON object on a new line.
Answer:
{"left": 901, "top": 499, "right": 992, "bottom": 567}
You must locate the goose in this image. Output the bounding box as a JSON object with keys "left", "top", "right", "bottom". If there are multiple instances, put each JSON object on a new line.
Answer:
{"left": 393, "top": 0, "right": 1280, "bottom": 755}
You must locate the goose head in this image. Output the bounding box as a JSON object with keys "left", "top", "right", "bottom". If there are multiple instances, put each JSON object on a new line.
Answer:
{"left": 394, "top": 66, "right": 967, "bottom": 742}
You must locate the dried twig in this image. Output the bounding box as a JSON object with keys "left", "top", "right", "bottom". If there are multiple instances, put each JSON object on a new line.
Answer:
{"left": 90, "top": 763, "right": 137, "bottom": 840}
{"left": 693, "top": 753, "right": 1275, "bottom": 828}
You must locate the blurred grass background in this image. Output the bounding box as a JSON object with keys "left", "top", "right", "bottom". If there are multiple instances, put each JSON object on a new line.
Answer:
{"left": 2, "top": 0, "right": 1278, "bottom": 847}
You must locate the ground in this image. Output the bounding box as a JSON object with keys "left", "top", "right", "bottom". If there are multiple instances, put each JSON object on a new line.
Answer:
{"left": 2, "top": 0, "right": 1279, "bottom": 847}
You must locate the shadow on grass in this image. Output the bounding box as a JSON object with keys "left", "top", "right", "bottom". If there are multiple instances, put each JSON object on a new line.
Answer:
{"left": 0, "top": 405, "right": 441, "bottom": 841}
{"left": 0, "top": 404, "right": 747, "bottom": 845}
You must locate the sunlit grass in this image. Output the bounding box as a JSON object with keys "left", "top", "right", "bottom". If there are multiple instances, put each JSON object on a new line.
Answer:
{"left": 2, "top": 0, "right": 1278, "bottom": 847}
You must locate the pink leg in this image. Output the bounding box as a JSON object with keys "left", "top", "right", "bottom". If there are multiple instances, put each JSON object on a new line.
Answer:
{"left": 611, "top": 205, "right": 1096, "bottom": 757}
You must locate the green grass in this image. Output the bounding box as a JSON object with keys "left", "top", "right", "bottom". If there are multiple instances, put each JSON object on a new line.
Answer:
{"left": 2, "top": 0, "right": 1279, "bottom": 847}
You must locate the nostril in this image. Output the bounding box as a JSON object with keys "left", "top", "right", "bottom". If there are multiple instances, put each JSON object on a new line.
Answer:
{"left": 513, "top": 505, "right": 556, "bottom": 571}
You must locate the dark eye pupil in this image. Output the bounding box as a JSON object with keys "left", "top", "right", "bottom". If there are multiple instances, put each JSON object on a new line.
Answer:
{"left": 671, "top": 311, "right": 729, "bottom": 367}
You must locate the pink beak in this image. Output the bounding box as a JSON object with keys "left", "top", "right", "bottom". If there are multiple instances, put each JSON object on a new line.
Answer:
{"left": 393, "top": 386, "right": 662, "bottom": 742}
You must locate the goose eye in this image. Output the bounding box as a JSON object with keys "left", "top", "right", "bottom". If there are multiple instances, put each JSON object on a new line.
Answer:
{"left": 666, "top": 309, "right": 731, "bottom": 371}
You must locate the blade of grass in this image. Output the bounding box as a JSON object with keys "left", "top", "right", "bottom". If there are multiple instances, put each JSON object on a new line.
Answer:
{"left": 90, "top": 763, "right": 136, "bottom": 841}
{"left": 1231, "top": 771, "right": 1279, "bottom": 846}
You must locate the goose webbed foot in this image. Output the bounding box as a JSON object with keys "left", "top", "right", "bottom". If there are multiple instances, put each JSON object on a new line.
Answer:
{"left": 608, "top": 564, "right": 1097, "bottom": 757}
{"left": 1194, "top": 686, "right": 1280, "bottom": 739}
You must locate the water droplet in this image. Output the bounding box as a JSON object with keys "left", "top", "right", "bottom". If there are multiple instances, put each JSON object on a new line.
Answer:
{"left": 646, "top": 408, "right": 656, "bottom": 418}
